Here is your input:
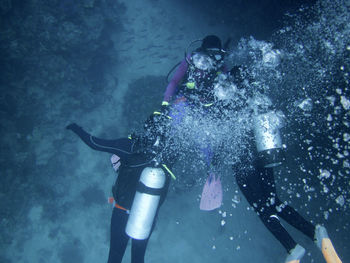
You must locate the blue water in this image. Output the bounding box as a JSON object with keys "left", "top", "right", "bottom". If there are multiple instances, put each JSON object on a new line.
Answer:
{"left": 0, "top": 0, "right": 349, "bottom": 262}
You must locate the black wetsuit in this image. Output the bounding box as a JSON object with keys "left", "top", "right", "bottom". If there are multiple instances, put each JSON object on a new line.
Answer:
{"left": 67, "top": 123, "right": 172, "bottom": 263}
{"left": 214, "top": 66, "right": 317, "bottom": 253}
{"left": 234, "top": 142, "right": 316, "bottom": 253}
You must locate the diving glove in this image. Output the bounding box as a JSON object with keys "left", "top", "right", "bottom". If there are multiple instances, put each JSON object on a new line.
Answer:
{"left": 154, "top": 101, "right": 170, "bottom": 117}
{"left": 66, "top": 123, "right": 82, "bottom": 133}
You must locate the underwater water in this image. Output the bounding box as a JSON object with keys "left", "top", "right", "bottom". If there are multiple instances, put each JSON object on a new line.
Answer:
{"left": 0, "top": 0, "right": 349, "bottom": 262}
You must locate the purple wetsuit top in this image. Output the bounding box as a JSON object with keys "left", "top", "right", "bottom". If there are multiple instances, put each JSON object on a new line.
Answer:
{"left": 163, "top": 58, "right": 188, "bottom": 103}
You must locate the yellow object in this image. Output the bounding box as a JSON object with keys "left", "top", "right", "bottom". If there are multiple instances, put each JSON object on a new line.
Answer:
{"left": 161, "top": 164, "right": 176, "bottom": 180}
{"left": 286, "top": 260, "right": 300, "bottom": 263}
{"left": 186, "top": 82, "right": 195, "bottom": 89}
{"left": 162, "top": 101, "right": 169, "bottom": 106}
{"left": 203, "top": 103, "right": 213, "bottom": 107}
{"left": 153, "top": 111, "right": 172, "bottom": 119}
{"left": 322, "top": 238, "right": 342, "bottom": 263}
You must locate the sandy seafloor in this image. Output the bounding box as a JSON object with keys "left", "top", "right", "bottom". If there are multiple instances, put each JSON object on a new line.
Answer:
{"left": 1, "top": 0, "right": 349, "bottom": 262}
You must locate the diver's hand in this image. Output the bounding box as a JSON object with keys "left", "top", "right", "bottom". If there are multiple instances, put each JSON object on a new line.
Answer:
{"left": 160, "top": 101, "right": 170, "bottom": 116}
{"left": 151, "top": 102, "right": 170, "bottom": 120}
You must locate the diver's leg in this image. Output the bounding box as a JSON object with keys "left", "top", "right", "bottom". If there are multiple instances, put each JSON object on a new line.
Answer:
{"left": 250, "top": 166, "right": 342, "bottom": 262}
{"left": 261, "top": 168, "right": 342, "bottom": 262}
{"left": 278, "top": 203, "right": 343, "bottom": 262}
{"left": 67, "top": 123, "right": 133, "bottom": 158}
{"left": 277, "top": 202, "right": 315, "bottom": 240}
{"left": 130, "top": 214, "right": 159, "bottom": 263}
{"left": 107, "top": 208, "right": 129, "bottom": 263}
{"left": 235, "top": 169, "right": 301, "bottom": 255}
{"left": 259, "top": 167, "right": 316, "bottom": 240}
{"left": 130, "top": 238, "right": 149, "bottom": 263}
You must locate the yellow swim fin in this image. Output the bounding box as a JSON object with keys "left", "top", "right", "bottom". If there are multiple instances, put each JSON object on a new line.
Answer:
{"left": 315, "top": 225, "right": 342, "bottom": 263}
{"left": 321, "top": 238, "right": 342, "bottom": 263}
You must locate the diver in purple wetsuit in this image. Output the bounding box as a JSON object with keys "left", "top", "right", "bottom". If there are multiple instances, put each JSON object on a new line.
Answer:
{"left": 157, "top": 35, "right": 228, "bottom": 210}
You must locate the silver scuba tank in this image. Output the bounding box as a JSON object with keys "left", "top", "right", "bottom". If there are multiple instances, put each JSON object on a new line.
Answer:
{"left": 125, "top": 167, "right": 166, "bottom": 240}
{"left": 253, "top": 111, "right": 285, "bottom": 168}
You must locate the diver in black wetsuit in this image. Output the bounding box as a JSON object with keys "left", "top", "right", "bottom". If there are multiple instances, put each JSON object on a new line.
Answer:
{"left": 66, "top": 123, "right": 174, "bottom": 263}
{"left": 235, "top": 138, "right": 342, "bottom": 263}
{"left": 224, "top": 68, "right": 342, "bottom": 263}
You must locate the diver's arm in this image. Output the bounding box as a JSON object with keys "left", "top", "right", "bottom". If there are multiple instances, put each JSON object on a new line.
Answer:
{"left": 163, "top": 58, "right": 188, "bottom": 103}
{"left": 66, "top": 123, "right": 134, "bottom": 158}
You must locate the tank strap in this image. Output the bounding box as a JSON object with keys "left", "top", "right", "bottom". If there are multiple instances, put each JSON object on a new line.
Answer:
{"left": 108, "top": 197, "right": 130, "bottom": 213}
{"left": 137, "top": 182, "right": 164, "bottom": 195}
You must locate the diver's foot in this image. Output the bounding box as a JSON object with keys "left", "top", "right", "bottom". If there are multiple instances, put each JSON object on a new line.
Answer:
{"left": 314, "top": 224, "right": 342, "bottom": 263}
{"left": 285, "top": 244, "right": 305, "bottom": 263}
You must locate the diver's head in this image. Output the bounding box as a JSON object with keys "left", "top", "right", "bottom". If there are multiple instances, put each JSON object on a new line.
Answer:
{"left": 197, "top": 35, "right": 225, "bottom": 65}
{"left": 185, "top": 35, "right": 225, "bottom": 71}
{"left": 200, "top": 35, "right": 222, "bottom": 51}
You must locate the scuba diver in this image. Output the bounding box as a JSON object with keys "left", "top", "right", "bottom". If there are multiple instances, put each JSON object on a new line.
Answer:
{"left": 66, "top": 123, "right": 176, "bottom": 263}
{"left": 159, "top": 35, "right": 229, "bottom": 210}
{"left": 233, "top": 97, "right": 343, "bottom": 263}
